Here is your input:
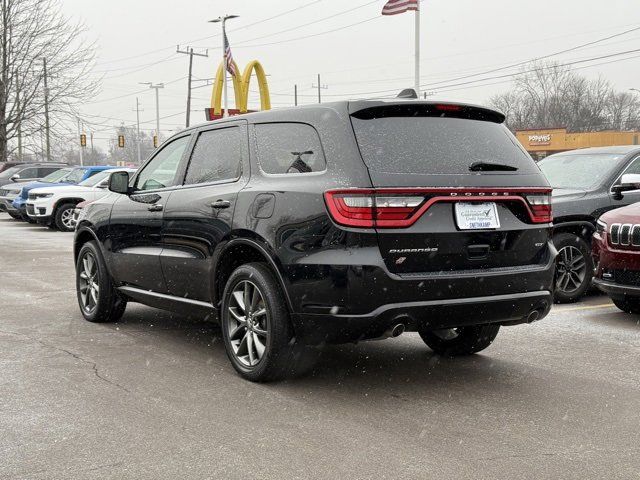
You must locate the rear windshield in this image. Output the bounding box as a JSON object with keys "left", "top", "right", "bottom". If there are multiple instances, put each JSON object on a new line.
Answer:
{"left": 538, "top": 153, "right": 624, "bottom": 190}
{"left": 42, "top": 168, "right": 73, "bottom": 183}
{"left": 351, "top": 115, "right": 537, "bottom": 175}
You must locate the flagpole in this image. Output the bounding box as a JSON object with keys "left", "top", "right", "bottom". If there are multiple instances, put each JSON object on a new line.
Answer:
{"left": 210, "top": 15, "right": 239, "bottom": 118}
{"left": 414, "top": 2, "right": 420, "bottom": 96}
{"left": 222, "top": 18, "right": 229, "bottom": 118}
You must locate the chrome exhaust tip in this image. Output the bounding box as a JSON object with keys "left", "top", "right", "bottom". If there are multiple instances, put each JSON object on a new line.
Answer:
{"left": 390, "top": 323, "right": 406, "bottom": 338}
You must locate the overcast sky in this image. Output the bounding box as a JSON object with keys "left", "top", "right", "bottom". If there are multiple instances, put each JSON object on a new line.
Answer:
{"left": 59, "top": 0, "right": 640, "bottom": 150}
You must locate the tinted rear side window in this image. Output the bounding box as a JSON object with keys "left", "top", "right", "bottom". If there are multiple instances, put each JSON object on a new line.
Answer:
{"left": 255, "top": 123, "right": 326, "bottom": 174}
{"left": 351, "top": 115, "right": 536, "bottom": 175}
{"left": 184, "top": 127, "right": 242, "bottom": 185}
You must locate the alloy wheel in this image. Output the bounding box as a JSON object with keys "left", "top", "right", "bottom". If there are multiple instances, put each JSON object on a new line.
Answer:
{"left": 61, "top": 208, "right": 75, "bottom": 230}
{"left": 78, "top": 252, "right": 99, "bottom": 314}
{"left": 556, "top": 245, "right": 587, "bottom": 294}
{"left": 227, "top": 280, "right": 269, "bottom": 367}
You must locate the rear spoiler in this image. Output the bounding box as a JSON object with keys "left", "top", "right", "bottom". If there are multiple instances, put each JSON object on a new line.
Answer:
{"left": 348, "top": 100, "right": 506, "bottom": 124}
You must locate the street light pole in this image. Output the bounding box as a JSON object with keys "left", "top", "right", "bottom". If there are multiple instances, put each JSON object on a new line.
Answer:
{"left": 134, "top": 97, "right": 142, "bottom": 164}
{"left": 141, "top": 82, "right": 164, "bottom": 143}
{"left": 209, "top": 14, "right": 239, "bottom": 118}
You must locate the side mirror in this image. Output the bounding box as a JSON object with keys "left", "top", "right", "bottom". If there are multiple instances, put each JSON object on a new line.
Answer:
{"left": 612, "top": 173, "right": 640, "bottom": 199}
{"left": 10, "top": 174, "right": 20, "bottom": 181}
{"left": 108, "top": 171, "right": 130, "bottom": 194}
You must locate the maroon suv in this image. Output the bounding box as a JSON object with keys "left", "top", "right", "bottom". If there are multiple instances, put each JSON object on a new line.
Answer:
{"left": 592, "top": 203, "right": 640, "bottom": 313}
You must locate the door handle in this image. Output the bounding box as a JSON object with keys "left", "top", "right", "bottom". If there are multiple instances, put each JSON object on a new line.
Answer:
{"left": 148, "top": 204, "right": 163, "bottom": 212}
{"left": 211, "top": 199, "right": 231, "bottom": 209}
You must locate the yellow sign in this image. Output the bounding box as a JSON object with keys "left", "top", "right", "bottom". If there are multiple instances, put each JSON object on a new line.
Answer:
{"left": 516, "top": 128, "right": 640, "bottom": 153}
{"left": 210, "top": 60, "right": 271, "bottom": 116}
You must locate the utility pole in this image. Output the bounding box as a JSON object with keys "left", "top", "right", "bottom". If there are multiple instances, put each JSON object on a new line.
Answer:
{"left": 177, "top": 46, "right": 208, "bottom": 128}
{"left": 15, "top": 71, "right": 22, "bottom": 160}
{"left": 77, "top": 117, "right": 84, "bottom": 166}
{"left": 141, "top": 82, "right": 164, "bottom": 143}
{"left": 209, "top": 14, "right": 239, "bottom": 118}
{"left": 312, "top": 74, "right": 328, "bottom": 104}
{"left": 134, "top": 97, "right": 142, "bottom": 164}
{"left": 294, "top": 84, "right": 298, "bottom": 106}
{"left": 42, "top": 58, "right": 51, "bottom": 161}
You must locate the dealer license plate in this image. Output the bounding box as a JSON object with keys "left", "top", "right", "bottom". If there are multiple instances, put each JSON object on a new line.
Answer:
{"left": 454, "top": 202, "right": 500, "bottom": 230}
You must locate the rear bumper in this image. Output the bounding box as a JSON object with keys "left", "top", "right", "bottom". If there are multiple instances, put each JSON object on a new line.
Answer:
{"left": 292, "top": 290, "right": 553, "bottom": 344}
{"left": 593, "top": 278, "right": 640, "bottom": 298}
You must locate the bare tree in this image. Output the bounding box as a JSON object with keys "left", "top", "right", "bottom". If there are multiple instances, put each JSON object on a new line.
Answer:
{"left": 0, "top": 0, "right": 97, "bottom": 162}
{"left": 489, "top": 61, "right": 640, "bottom": 133}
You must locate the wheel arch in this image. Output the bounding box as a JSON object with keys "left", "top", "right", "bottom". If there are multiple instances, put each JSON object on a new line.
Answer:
{"left": 212, "top": 236, "right": 293, "bottom": 313}
{"left": 553, "top": 216, "right": 596, "bottom": 240}
{"left": 53, "top": 197, "right": 86, "bottom": 217}
{"left": 73, "top": 225, "right": 111, "bottom": 275}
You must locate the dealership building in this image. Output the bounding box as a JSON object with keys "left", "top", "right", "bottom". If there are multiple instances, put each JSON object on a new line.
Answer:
{"left": 515, "top": 128, "right": 640, "bottom": 159}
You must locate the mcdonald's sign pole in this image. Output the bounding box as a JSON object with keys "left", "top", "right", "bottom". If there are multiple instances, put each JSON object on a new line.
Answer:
{"left": 414, "top": 3, "right": 420, "bottom": 96}
{"left": 210, "top": 14, "right": 239, "bottom": 118}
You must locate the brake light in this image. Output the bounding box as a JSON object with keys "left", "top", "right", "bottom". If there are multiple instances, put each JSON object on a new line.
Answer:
{"left": 325, "top": 190, "right": 424, "bottom": 228}
{"left": 524, "top": 193, "right": 552, "bottom": 223}
{"left": 434, "top": 104, "right": 462, "bottom": 112}
{"left": 325, "top": 188, "right": 553, "bottom": 228}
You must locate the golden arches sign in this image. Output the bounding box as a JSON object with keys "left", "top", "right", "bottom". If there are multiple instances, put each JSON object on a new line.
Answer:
{"left": 210, "top": 60, "right": 271, "bottom": 116}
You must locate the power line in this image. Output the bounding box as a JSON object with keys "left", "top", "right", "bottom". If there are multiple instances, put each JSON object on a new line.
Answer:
{"left": 92, "top": 0, "right": 325, "bottom": 68}
{"left": 285, "top": 44, "right": 640, "bottom": 100}
{"left": 205, "top": 0, "right": 379, "bottom": 48}
{"left": 83, "top": 76, "right": 186, "bottom": 105}
{"left": 421, "top": 24, "right": 640, "bottom": 89}
{"left": 231, "top": 15, "right": 382, "bottom": 50}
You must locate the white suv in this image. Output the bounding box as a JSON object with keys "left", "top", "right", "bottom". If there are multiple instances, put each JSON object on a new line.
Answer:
{"left": 27, "top": 168, "right": 136, "bottom": 231}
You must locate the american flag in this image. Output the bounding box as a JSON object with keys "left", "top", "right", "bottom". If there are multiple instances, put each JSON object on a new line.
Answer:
{"left": 381, "top": 0, "right": 419, "bottom": 15}
{"left": 224, "top": 31, "right": 237, "bottom": 77}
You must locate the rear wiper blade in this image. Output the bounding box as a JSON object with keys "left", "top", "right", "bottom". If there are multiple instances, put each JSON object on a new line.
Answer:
{"left": 469, "top": 161, "right": 518, "bottom": 172}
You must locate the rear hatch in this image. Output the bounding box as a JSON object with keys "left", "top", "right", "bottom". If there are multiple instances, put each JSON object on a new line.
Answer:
{"left": 337, "top": 101, "right": 552, "bottom": 275}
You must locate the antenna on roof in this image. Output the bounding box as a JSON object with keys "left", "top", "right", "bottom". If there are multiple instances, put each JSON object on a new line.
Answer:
{"left": 397, "top": 88, "right": 418, "bottom": 99}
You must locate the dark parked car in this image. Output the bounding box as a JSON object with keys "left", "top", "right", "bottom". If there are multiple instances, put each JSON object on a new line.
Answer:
{"left": 592, "top": 202, "right": 640, "bottom": 313}
{"left": 74, "top": 100, "right": 555, "bottom": 381}
{"left": 538, "top": 146, "right": 640, "bottom": 302}
{"left": 0, "top": 161, "right": 26, "bottom": 174}
{"left": 0, "top": 162, "right": 67, "bottom": 188}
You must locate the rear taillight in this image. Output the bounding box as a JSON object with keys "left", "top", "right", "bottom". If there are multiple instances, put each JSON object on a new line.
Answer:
{"left": 325, "top": 188, "right": 553, "bottom": 228}
{"left": 324, "top": 190, "right": 424, "bottom": 228}
{"left": 524, "top": 193, "right": 552, "bottom": 223}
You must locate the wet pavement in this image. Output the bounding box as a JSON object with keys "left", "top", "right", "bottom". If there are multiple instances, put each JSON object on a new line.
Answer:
{"left": 0, "top": 216, "right": 638, "bottom": 479}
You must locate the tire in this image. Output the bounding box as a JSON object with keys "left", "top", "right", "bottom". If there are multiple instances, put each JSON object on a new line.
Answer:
{"left": 419, "top": 324, "right": 500, "bottom": 356}
{"left": 612, "top": 297, "right": 640, "bottom": 314}
{"left": 55, "top": 203, "right": 77, "bottom": 231}
{"left": 553, "top": 232, "right": 593, "bottom": 303}
{"left": 8, "top": 211, "right": 21, "bottom": 220}
{"left": 21, "top": 213, "right": 36, "bottom": 224}
{"left": 76, "top": 241, "right": 126, "bottom": 323}
{"left": 220, "top": 262, "right": 315, "bottom": 382}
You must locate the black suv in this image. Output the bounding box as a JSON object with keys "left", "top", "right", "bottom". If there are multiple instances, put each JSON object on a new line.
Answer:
{"left": 0, "top": 162, "right": 68, "bottom": 188}
{"left": 538, "top": 146, "right": 640, "bottom": 303}
{"left": 74, "top": 100, "right": 555, "bottom": 381}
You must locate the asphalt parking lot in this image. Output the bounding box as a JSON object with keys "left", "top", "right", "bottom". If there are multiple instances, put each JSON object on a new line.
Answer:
{"left": 0, "top": 215, "right": 639, "bottom": 480}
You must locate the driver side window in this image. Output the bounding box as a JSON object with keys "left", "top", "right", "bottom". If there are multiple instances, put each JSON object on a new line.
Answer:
{"left": 621, "top": 156, "right": 640, "bottom": 178}
{"left": 135, "top": 136, "right": 190, "bottom": 191}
